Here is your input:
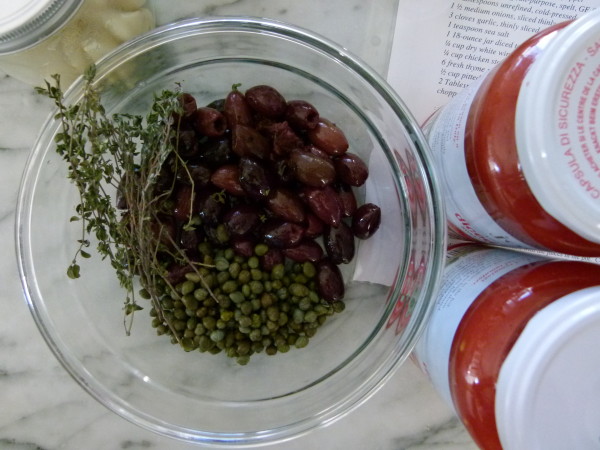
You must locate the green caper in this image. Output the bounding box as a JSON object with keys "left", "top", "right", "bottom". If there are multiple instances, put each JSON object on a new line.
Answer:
{"left": 151, "top": 229, "right": 349, "bottom": 363}
{"left": 215, "top": 256, "right": 229, "bottom": 272}
{"left": 228, "top": 262, "right": 241, "bottom": 279}
{"left": 180, "top": 280, "right": 196, "bottom": 295}
{"left": 247, "top": 256, "right": 259, "bottom": 269}
{"left": 229, "top": 291, "right": 245, "bottom": 304}
{"left": 194, "top": 288, "right": 208, "bottom": 301}
{"left": 254, "top": 243, "right": 269, "bottom": 256}
{"left": 182, "top": 294, "right": 199, "bottom": 311}
{"left": 295, "top": 336, "right": 309, "bottom": 348}
{"left": 210, "top": 329, "right": 225, "bottom": 342}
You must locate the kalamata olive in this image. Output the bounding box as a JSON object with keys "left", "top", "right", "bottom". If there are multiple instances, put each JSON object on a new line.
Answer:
{"left": 176, "top": 129, "right": 199, "bottom": 158}
{"left": 210, "top": 164, "right": 245, "bottom": 196}
{"left": 197, "top": 137, "right": 234, "bottom": 168}
{"left": 304, "top": 212, "right": 325, "bottom": 238}
{"left": 223, "top": 204, "right": 260, "bottom": 236}
{"left": 173, "top": 184, "right": 196, "bottom": 221}
{"left": 266, "top": 188, "right": 306, "bottom": 223}
{"left": 262, "top": 219, "right": 305, "bottom": 248}
{"left": 239, "top": 157, "right": 275, "bottom": 201}
{"left": 285, "top": 100, "right": 319, "bottom": 131}
{"left": 316, "top": 259, "right": 345, "bottom": 303}
{"left": 231, "top": 236, "right": 256, "bottom": 257}
{"left": 180, "top": 227, "right": 202, "bottom": 253}
{"left": 166, "top": 263, "right": 193, "bottom": 284}
{"left": 265, "top": 121, "right": 304, "bottom": 156}
{"left": 177, "top": 162, "right": 212, "bottom": 187}
{"left": 289, "top": 149, "right": 336, "bottom": 188}
{"left": 324, "top": 222, "right": 355, "bottom": 264}
{"left": 282, "top": 240, "right": 323, "bottom": 263}
{"left": 334, "top": 152, "right": 369, "bottom": 186}
{"left": 204, "top": 224, "right": 230, "bottom": 245}
{"left": 231, "top": 125, "right": 270, "bottom": 159}
{"left": 151, "top": 215, "right": 177, "bottom": 247}
{"left": 224, "top": 88, "right": 253, "bottom": 128}
{"left": 178, "top": 93, "right": 197, "bottom": 117}
{"left": 245, "top": 85, "right": 287, "bottom": 119}
{"left": 352, "top": 203, "right": 381, "bottom": 239}
{"left": 306, "top": 145, "right": 329, "bottom": 160}
{"left": 194, "top": 107, "right": 228, "bottom": 137}
{"left": 206, "top": 98, "right": 225, "bottom": 112}
{"left": 270, "top": 159, "right": 294, "bottom": 185}
{"left": 336, "top": 183, "right": 357, "bottom": 217}
{"left": 260, "top": 247, "right": 284, "bottom": 271}
{"left": 302, "top": 185, "right": 342, "bottom": 227}
{"left": 307, "top": 118, "right": 349, "bottom": 155}
{"left": 195, "top": 188, "right": 224, "bottom": 224}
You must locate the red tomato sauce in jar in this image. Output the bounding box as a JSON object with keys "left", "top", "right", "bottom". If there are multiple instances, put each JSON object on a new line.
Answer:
{"left": 414, "top": 243, "right": 600, "bottom": 450}
{"left": 425, "top": 10, "right": 600, "bottom": 257}
{"left": 449, "top": 256, "right": 600, "bottom": 449}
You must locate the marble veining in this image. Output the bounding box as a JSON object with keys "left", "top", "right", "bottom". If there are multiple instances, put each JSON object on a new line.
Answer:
{"left": 0, "top": 1, "right": 477, "bottom": 449}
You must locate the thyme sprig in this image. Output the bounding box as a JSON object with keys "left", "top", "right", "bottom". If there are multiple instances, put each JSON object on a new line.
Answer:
{"left": 36, "top": 66, "right": 193, "bottom": 336}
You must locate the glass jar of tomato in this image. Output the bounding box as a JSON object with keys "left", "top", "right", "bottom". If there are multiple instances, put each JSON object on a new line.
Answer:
{"left": 425, "top": 10, "right": 600, "bottom": 257}
{"left": 414, "top": 243, "right": 600, "bottom": 449}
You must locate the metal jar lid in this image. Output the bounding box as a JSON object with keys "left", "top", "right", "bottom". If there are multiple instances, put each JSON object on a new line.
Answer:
{"left": 0, "top": 0, "right": 83, "bottom": 54}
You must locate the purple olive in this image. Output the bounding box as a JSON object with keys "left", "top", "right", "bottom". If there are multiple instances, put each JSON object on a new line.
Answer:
{"left": 231, "top": 125, "right": 270, "bottom": 159}
{"left": 239, "top": 158, "right": 275, "bottom": 201}
{"left": 245, "top": 85, "right": 287, "bottom": 120}
{"left": 316, "top": 259, "right": 345, "bottom": 303}
{"left": 223, "top": 204, "right": 261, "bottom": 236}
{"left": 351, "top": 203, "right": 381, "bottom": 239}
{"left": 307, "top": 118, "right": 349, "bottom": 156}
{"left": 265, "top": 121, "right": 304, "bottom": 156}
{"left": 197, "top": 136, "right": 234, "bottom": 168}
{"left": 289, "top": 149, "right": 336, "bottom": 188}
{"left": 334, "top": 152, "right": 369, "bottom": 186}
{"left": 304, "top": 212, "right": 325, "bottom": 238}
{"left": 173, "top": 184, "right": 196, "bottom": 221}
{"left": 285, "top": 100, "right": 319, "bottom": 131}
{"left": 260, "top": 247, "right": 284, "bottom": 271}
{"left": 301, "top": 185, "right": 342, "bottom": 228}
{"left": 324, "top": 222, "right": 355, "bottom": 264}
{"left": 177, "top": 162, "right": 212, "bottom": 187}
{"left": 224, "top": 88, "right": 253, "bottom": 128}
{"left": 194, "top": 107, "right": 228, "bottom": 137}
{"left": 282, "top": 240, "right": 324, "bottom": 263}
{"left": 336, "top": 183, "right": 357, "bottom": 217}
{"left": 178, "top": 93, "right": 197, "bottom": 117}
{"left": 266, "top": 188, "right": 306, "bottom": 223}
{"left": 195, "top": 188, "right": 224, "bottom": 224}
{"left": 175, "top": 129, "right": 199, "bottom": 158}
{"left": 210, "top": 164, "right": 245, "bottom": 196}
{"left": 262, "top": 219, "right": 305, "bottom": 248}
{"left": 231, "top": 236, "right": 256, "bottom": 258}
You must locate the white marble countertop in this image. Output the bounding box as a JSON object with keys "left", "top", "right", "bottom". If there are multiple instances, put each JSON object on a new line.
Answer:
{"left": 0, "top": 1, "right": 478, "bottom": 449}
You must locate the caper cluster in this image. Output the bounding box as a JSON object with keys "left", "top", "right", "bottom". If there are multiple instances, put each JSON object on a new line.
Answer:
{"left": 149, "top": 242, "right": 345, "bottom": 365}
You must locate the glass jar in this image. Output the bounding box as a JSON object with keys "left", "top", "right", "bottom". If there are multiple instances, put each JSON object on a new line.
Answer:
{"left": 0, "top": 0, "right": 154, "bottom": 87}
{"left": 414, "top": 243, "right": 600, "bottom": 449}
{"left": 425, "top": 9, "right": 600, "bottom": 257}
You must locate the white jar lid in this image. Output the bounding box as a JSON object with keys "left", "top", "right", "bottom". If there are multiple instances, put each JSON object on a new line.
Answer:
{"left": 516, "top": 9, "right": 600, "bottom": 244}
{"left": 495, "top": 286, "right": 600, "bottom": 449}
{"left": 0, "top": 0, "right": 82, "bottom": 54}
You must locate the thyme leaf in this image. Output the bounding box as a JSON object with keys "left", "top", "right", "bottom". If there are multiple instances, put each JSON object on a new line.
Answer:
{"left": 37, "top": 67, "right": 194, "bottom": 338}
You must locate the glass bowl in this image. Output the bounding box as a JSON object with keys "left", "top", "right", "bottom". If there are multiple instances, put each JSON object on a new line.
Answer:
{"left": 15, "top": 17, "right": 445, "bottom": 447}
